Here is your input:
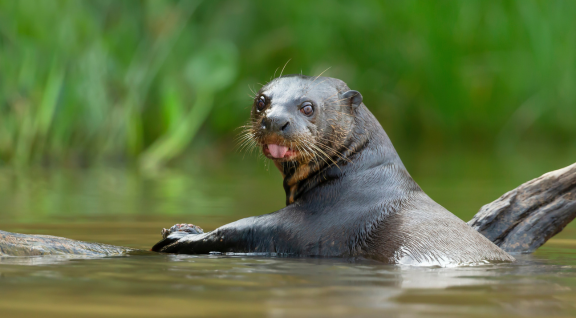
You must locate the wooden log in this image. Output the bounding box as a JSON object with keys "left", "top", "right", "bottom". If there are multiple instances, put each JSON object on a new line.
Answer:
{"left": 468, "top": 163, "right": 576, "bottom": 253}
{"left": 0, "top": 230, "right": 133, "bottom": 256}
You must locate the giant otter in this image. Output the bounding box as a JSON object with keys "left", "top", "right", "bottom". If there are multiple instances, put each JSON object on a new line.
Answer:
{"left": 151, "top": 75, "right": 515, "bottom": 265}
{"left": 1, "top": 75, "right": 573, "bottom": 260}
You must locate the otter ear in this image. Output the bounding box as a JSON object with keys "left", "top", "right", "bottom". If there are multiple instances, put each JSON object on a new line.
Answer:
{"left": 342, "top": 90, "right": 363, "bottom": 109}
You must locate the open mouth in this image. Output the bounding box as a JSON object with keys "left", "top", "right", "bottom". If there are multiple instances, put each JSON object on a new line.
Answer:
{"left": 263, "top": 144, "right": 298, "bottom": 159}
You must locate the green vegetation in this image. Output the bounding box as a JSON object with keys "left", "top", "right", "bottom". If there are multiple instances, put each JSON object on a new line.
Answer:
{"left": 1, "top": 0, "right": 575, "bottom": 169}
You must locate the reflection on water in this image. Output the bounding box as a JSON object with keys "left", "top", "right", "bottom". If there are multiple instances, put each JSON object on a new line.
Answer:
{"left": 1, "top": 157, "right": 576, "bottom": 317}
{"left": 1, "top": 251, "right": 576, "bottom": 317}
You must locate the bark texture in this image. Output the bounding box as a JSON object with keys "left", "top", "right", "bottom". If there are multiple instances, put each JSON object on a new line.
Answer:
{"left": 0, "top": 230, "right": 132, "bottom": 256}
{"left": 469, "top": 163, "right": 576, "bottom": 253}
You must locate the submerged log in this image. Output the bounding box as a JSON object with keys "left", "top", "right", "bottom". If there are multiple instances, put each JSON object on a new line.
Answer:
{"left": 0, "top": 163, "right": 575, "bottom": 257}
{"left": 0, "top": 230, "right": 133, "bottom": 256}
{"left": 469, "top": 163, "right": 576, "bottom": 253}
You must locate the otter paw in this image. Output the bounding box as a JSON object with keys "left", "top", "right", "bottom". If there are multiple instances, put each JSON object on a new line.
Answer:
{"left": 161, "top": 223, "right": 204, "bottom": 239}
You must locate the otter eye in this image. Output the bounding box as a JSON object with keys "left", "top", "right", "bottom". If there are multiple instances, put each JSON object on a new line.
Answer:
{"left": 256, "top": 95, "right": 267, "bottom": 112}
{"left": 300, "top": 102, "right": 314, "bottom": 116}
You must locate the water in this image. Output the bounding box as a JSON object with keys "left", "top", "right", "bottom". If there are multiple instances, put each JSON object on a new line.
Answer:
{"left": 1, "top": 248, "right": 576, "bottom": 317}
{"left": 1, "top": 154, "right": 576, "bottom": 317}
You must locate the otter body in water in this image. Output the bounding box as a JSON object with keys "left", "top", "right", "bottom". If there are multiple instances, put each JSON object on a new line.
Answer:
{"left": 1, "top": 74, "right": 574, "bottom": 263}
{"left": 152, "top": 75, "right": 514, "bottom": 265}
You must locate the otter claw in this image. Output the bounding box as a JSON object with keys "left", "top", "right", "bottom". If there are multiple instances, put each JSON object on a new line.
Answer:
{"left": 161, "top": 223, "right": 204, "bottom": 239}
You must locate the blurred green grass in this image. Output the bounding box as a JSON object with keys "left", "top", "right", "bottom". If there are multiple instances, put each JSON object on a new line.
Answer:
{"left": 0, "top": 0, "right": 574, "bottom": 169}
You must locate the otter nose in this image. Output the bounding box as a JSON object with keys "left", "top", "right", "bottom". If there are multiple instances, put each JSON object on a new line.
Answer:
{"left": 262, "top": 116, "right": 291, "bottom": 134}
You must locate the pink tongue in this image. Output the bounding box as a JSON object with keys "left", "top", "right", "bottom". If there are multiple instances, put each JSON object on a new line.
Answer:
{"left": 268, "top": 144, "right": 289, "bottom": 158}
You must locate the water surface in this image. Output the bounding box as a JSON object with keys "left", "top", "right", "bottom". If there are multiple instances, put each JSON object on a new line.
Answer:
{"left": 1, "top": 157, "right": 575, "bottom": 317}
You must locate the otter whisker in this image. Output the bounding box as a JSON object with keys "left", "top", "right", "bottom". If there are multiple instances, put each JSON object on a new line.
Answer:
{"left": 312, "top": 67, "right": 331, "bottom": 83}
{"left": 312, "top": 142, "right": 341, "bottom": 165}
{"left": 234, "top": 120, "right": 261, "bottom": 157}
{"left": 235, "top": 125, "right": 256, "bottom": 132}
{"left": 312, "top": 135, "right": 352, "bottom": 164}
{"left": 279, "top": 59, "right": 292, "bottom": 78}
{"left": 235, "top": 131, "right": 255, "bottom": 141}
{"left": 316, "top": 136, "right": 352, "bottom": 154}
{"left": 293, "top": 142, "right": 312, "bottom": 163}
{"left": 300, "top": 141, "right": 318, "bottom": 162}
{"left": 238, "top": 142, "right": 257, "bottom": 158}
{"left": 289, "top": 138, "right": 312, "bottom": 162}
{"left": 248, "top": 84, "right": 257, "bottom": 97}
{"left": 255, "top": 151, "right": 268, "bottom": 169}
{"left": 234, "top": 127, "right": 254, "bottom": 138}
{"left": 271, "top": 67, "right": 280, "bottom": 81}
{"left": 315, "top": 141, "right": 351, "bottom": 164}
{"left": 234, "top": 133, "right": 252, "bottom": 144}
{"left": 235, "top": 135, "right": 258, "bottom": 154}
{"left": 308, "top": 142, "right": 340, "bottom": 170}
{"left": 318, "top": 134, "right": 353, "bottom": 153}
{"left": 315, "top": 139, "right": 345, "bottom": 155}
{"left": 302, "top": 142, "right": 328, "bottom": 167}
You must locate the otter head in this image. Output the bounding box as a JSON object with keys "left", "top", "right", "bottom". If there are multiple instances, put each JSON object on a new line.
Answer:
{"left": 246, "top": 75, "right": 363, "bottom": 200}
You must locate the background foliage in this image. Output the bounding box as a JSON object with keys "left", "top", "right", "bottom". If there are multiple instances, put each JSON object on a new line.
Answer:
{"left": 0, "top": 0, "right": 575, "bottom": 169}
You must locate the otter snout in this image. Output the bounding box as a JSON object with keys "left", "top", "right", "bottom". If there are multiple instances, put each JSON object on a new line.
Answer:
{"left": 261, "top": 115, "right": 292, "bottom": 136}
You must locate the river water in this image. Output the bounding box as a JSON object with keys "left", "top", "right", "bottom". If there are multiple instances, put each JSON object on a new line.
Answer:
{"left": 1, "top": 154, "right": 575, "bottom": 317}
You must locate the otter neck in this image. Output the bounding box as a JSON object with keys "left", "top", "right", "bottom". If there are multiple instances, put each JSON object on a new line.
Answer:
{"left": 279, "top": 153, "right": 352, "bottom": 206}
{"left": 279, "top": 104, "right": 401, "bottom": 205}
